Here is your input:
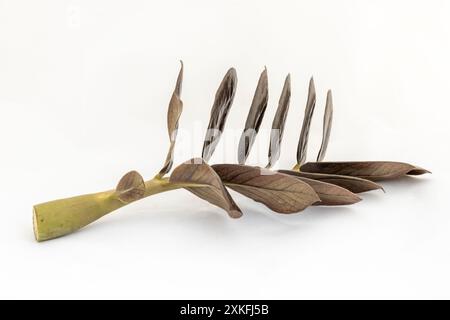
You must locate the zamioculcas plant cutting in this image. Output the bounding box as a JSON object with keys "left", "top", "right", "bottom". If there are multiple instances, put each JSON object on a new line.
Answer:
{"left": 32, "top": 63, "right": 429, "bottom": 242}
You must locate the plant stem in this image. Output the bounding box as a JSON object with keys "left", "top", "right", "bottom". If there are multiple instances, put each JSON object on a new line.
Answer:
{"left": 33, "top": 177, "right": 185, "bottom": 242}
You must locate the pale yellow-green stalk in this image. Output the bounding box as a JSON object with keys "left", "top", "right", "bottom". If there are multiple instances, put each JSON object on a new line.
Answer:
{"left": 33, "top": 178, "right": 190, "bottom": 242}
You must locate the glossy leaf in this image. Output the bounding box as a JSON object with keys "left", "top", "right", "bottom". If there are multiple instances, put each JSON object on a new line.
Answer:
{"left": 202, "top": 68, "right": 238, "bottom": 162}
{"left": 300, "top": 161, "right": 430, "bottom": 181}
{"left": 290, "top": 176, "right": 361, "bottom": 206}
{"left": 316, "top": 90, "right": 333, "bottom": 162}
{"left": 238, "top": 67, "right": 269, "bottom": 164}
{"left": 170, "top": 158, "right": 242, "bottom": 218}
{"left": 116, "top": 170, "right": 146, "bottom": 203}
{"left": 278, "top": 169, "right": 383, "bottom": 193}
{"left": 267, "top": 74, "right": 291, "bottom": 168}
{"left": 212, "top": 164, "right": 320, "bottom": 213}
{"left": 296, "top": 77, "right": 316, "bottom": 166}
{"left": 157, "top": 61, "right": 184, "bottom": 177}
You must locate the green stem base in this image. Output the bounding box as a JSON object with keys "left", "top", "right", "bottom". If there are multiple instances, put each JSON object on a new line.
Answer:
{"left": 33, "top": 178, "right": 181, "bottom": 242}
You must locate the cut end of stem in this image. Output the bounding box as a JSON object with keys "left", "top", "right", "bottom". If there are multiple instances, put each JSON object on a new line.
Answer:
{"left": 33, "top": 207, "right": 40, "bottom": 242}
{"left": 32, "top": 191, "right": 124, "bottom": 242}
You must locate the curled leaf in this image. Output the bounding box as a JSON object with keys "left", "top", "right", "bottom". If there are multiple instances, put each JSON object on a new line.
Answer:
{"left": 173, "top": 60, "right": 183, "bottom": 97}
{"left": 157, "top": 61, "right": 184, "bottom": 178}
{"left": 116, "top": 170, "right": 146, "bottom": 204}
{"left": 202, "top": 68, "right": 238, "bottom": 162}
{"left": 300, "top": 161, "right": 430, "bottom": 181}
{"left": 213, "top": 164, "right": 320, "bottom": 214}
{"left": 289, "top": 176, "right": 361, "bottom": 206}
{"left": 238, "top": 67, "right": 269, "bottom": 164}
{"left": 296, "top": 77, "right": 316, "bottom": 167}
{"left": 267, "top": 74, "right": 291, "bottom": 168}
{"left": 170, "top": 158, "right": 242, "bottom": 218}
{"left": 278, "top": 169, "right": 383, "bottom": 194}
{"left": 167, "top": 62, "right": 183, "bottom": 136}
{"left": 316, "top": 90, "right": 333, "bottom": 162}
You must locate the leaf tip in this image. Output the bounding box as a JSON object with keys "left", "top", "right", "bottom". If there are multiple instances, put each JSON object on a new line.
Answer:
{"left": 370, "top": 180, "right": 385, "bottom": 193}
{"left": 261, "top": 67, "right": 268, "bottom": 82}
{"left": 229, "top": 209, "right": 243, "bottom": 219}
{"left": 407, "top": 165, "right": 431, "bottom": 176}
{"left": 227, "top": 67, "right": 237, "bottom": 79}
{"left": 312, "top": 193, "right": 322, "bottom": 206}
{"left": 309, "top": 76, "right": 316, "bottom": 94}
{"left": 282, "top": 73, "right": 291, "bottom": 95}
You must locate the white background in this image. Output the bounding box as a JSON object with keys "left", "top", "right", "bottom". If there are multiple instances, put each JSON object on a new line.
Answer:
{"left": 1, "top": 0, "right": 449, "bottom": 299}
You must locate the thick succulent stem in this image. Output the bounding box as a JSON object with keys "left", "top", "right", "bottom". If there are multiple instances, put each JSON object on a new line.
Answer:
{"left": 33, "top": 177, "right": 182, "bottom": 242}
{"left": 33, "top": 190, "right": 123, "bottom": 242}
